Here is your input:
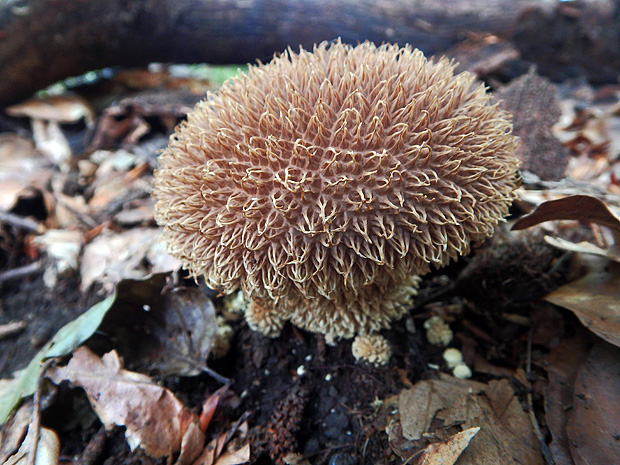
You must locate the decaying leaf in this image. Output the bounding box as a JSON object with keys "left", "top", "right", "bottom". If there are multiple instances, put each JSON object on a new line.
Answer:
{"left": 193, "top": 434, "right": 250, "bottom": 465}
{"left": 512, "top": 194, "right": 620, "bottom": 233}
{"left": 97, "top": 276, "right": 220, "bottom": 378}
{"left": 398, "top": 381, "right": 444, "bottom": 441}
{"left": 545, "top": 263, "right": 620, "bottom": 348}
{"left": 46, "top": 346, "right": 205, "bottom": 461}
{"left": 418, "top": 427, "right": 480, "bottom": 465}
{"left": 390, "top": 376, "right": 543, "bottom": 465}
{"left": 148, "top": 287, "right": 217, "bottom": 377}
{"left": 80, "top": 228, "right": 181, "bottom": 292}
{"left": 0, "top": 402, "right": 33, "bottom": 463}
{"left": 2, "top": 425, "right": 60, "bottom": 465}
{"left": 567, "top": 342, "right": 620, "bottom": 465}
{"left": 213, "top": 443, "right": 250, "bottom": 465}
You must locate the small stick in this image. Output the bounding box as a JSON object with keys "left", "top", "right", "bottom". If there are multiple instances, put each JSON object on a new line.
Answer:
{"left": 27, "top": 358, "right": 56, "bottom": 465}
{"left": 0, "top": 260, "right": 43, "bottom": 283}
{"left": 0, "top": 211, "right": 45, "bottom": 234}
{"left": 0, "top": 320, "right": 27, "bottom": 340}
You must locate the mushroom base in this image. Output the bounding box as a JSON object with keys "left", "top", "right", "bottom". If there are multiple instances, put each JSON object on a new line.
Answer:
{"left": 244, "top": 276, "right": 420, "bottom": 343}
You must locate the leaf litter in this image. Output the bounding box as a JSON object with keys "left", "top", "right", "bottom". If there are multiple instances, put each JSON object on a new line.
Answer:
{"left": 46, "top": 346, "right": 205, "bottom": 461}
{"left": 2, "top": 53, "right": 620, "bottom": 465}
{"left": 386, "top": 375, "right": 544, "bottom": 465}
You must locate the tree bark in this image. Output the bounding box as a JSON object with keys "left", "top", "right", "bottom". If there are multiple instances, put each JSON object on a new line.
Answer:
{"left": 1, "top": 0, "right": 619, "bottom": 107}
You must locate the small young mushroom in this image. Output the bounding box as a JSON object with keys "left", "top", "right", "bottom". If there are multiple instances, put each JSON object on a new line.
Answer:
{"left": 153, "top": 40, "right": 520, "bottom": 343}
{"left": 352, "top": 334, "right": 392, "bottom": 366}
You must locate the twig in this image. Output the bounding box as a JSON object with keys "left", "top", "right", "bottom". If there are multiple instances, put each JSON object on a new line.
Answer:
{"left": 28, "top": 358, "right": 56, "bottom": 465}
{"left": 526, "top": 330, "right": 556, "bottom": 465}
{"left": 411, "top": 282, "right": 457, "bottom": 309}
{"left": 0, "top": 211, "right": 45, "bottom": 233}
{"left": 0, "top": 260, "right": 43, "bottom": 283}
{"left": 201, "top": 365, "right": 231, "bottom": 385}
{"left": 164, "top": 353, "right": 230, "bottom": 384}
{"left": 0, "top": 320, "right": 27, "bottom": 340}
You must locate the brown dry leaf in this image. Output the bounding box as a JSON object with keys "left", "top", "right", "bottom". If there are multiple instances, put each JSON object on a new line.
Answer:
{"left": 545, "top": 263, "right": 620, "bottom": 347}
{"left": 544, "top": 334, "right": 592, "bottom": 465}
{"left": 2, "top": 425, "right": 60, "bottom": 465}
{"left": 394, "top": 376, "right": 543, "bottom": 465}
{"left": 193, "top": 437, "right": 217, "bottom": 465}
{"left": 0, "top": 402, "right": 32, "bottom": 463}
{"left": 495, "top": 69, "right": 568, "bottom": 181}
{"left": 148, "top": 288, "right": 217, "bottom": 377}
{"left": 214, "top": 443, "right": 250, "bottom": 465}
{"left": 512, "top": 194, "right": 620, "bottom": 233}
{"left": 46, "top": 346, "right": 205, "bottom": 461}
{"left": 6, "top": 94, "right": 94, "bottom": 124}
{"left": 418, "top": 427, "right": 480, "bottom": 465}
{"left": 200, "top": 386, "right": 229, "bottom": 432}
{"left": 567, "top": 342, "right": 620, "bottom": 465}
{"left": 80, "top": 227, "right": 181, "bottom": 292}
{"left": 193, "top": 437, "right": 250, "bottom": 465}
{"left": 95, "top": 275, "right": 222, "bottom": 382}
{"left": 0, "top": 134, "right": 52, "bottom": 211}
{"left": 398, "top": 381, "right": 445, "bottom": 440}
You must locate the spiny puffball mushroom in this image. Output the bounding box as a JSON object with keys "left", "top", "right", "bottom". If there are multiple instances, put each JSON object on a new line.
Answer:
{"left": 153, "top": 40, "right": 520, "bottom": 342}
{"left": 352, "top": 334, "right": 392, "bottom": 366}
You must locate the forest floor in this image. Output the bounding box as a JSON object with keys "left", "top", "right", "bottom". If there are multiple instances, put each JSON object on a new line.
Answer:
{"left": 1, "top": 42, "right": 620, "bottom": 465}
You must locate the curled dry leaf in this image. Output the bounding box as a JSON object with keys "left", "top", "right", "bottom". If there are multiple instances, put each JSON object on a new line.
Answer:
{"left": 46, "top": 346, "right": 205, "bottom": 461}
{"left": 545, "top": 263, "right": 620, "bottom": 348}
{"left": 212, "top": 443, "right": 250, "bottom": 465}
{"left": 193, "top": 435, "right": 250, "bottom": 465}
{"left": 512, "top": 194, "right": 620, "bottom": 233}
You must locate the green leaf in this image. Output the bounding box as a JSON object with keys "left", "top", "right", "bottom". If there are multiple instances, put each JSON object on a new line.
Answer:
{"left": 0, "top": 292, "right": 116, "bottom": 425}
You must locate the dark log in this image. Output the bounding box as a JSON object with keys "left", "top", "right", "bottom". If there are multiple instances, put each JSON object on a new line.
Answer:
{"left": 1, "top": 0, "right": 619, "bottom": 107}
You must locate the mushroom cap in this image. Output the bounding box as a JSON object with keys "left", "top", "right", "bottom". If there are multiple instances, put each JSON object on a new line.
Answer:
{"left": 153, "top": 40, "right": 520, "bottom": 340}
